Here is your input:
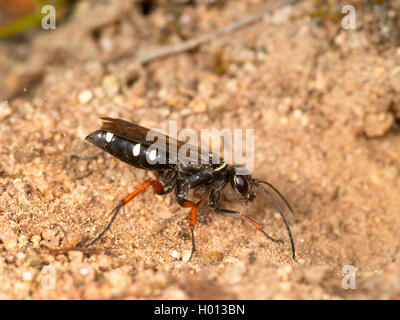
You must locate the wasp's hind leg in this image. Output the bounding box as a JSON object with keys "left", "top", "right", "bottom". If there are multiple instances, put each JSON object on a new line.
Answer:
{"left": 207, "top": 189, "right": 284, "bottom": 244}
{"left": 176, "top": 180, "right": 201, "bottom": 261}
{"left": 85, "top": 175, "right": 176, "bottom": 247}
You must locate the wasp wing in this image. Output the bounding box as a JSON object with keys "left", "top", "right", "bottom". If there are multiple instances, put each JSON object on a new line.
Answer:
{"left": 100, "top": 117, "right": 218, "bottom": 166}
{"left": 101, "top": 117, "right": 170, "bottom": 146}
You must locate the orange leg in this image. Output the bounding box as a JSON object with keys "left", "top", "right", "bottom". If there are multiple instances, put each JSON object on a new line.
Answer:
{"left": 86, "top": 180, "right": 164, "bottom": 246}
{"left": 182, "top": 200, "right": 202, "bottom": 261}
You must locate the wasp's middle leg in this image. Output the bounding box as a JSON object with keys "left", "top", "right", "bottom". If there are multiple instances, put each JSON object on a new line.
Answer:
{"left": 176, "top": 180, "right": 201, "bottom": 261}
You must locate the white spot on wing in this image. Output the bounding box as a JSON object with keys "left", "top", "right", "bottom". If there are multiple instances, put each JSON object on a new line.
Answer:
{"left": 149, "top": 149, "right": 157, "bottom": 161}
{"left": 132, "top": 143, "right": 141, "bottom": 156}
{"left": 105, "top": 132, "right": 114, "bottom": 143}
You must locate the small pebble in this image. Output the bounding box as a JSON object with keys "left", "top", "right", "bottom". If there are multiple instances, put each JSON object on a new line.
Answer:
{"left": 105, "top": 269, "right": 131, "bottom": 297}
{"left": 243, "top": 62, "right": 256, "bottom": 74}
{"left": 65, "top": 232, "right": 82, "bottom": 246}
{"left": 280, "top": 117, "right": 288, "bottom": 125}
{"left": 113, "top": 95, "right": 124, "bottom": 105}
{"left": 182, "top": 250, "right": 192, "bottom": 263}
{"left": 300, "top": 115, "right": 309, "bottom": 126}
{"left": 78, "top": 89, "right": 93, "bottom": 104}
{"left": 364, "top": 112, "right": 394, "bottom": 137}
{"left": 198, "top": 81, "right": 214, "bottom": 97}
{"left": 22, "top": 271, "right": 33, "bottom": 282}
{"left": 272, "top": 5, "right": 292, "bottom": 24}
{"left": 16, "top": 252, "right": 25, "bottom": 260}
{"left": 278, "top": 97, "right": 292, "bottom": 113}
{"left": 68, "top": 251, "right": 84, "bottom": 263}
{"left": 391, "top": 66, "right": 400, "bottom": 76}
{"left": 277, "top": 265, "right": 293, "bottom": 281}
{"left": 99, "top": 35, "right": 114, "bottom": 52}
{"left": 373, "top": 67, "right": 385, "bottom": 78}
{"left": 39, "top": 115, "right": 56, "bottom": 130}
{"left": 47, "top": 237, "right": 60, "bottom": 249}
{"left": 159, "top": 285, "right": 188, "bottom": 299}
{"left": 94, "top": 87, "right": 105, "bottom": 98}
{"left": 30, "top": 235, "right": 41, "bottom": 246}
{"left": 0, "top": 101, "right": 11, "bottom": 120}
{"left": 96, "top": 255, "right": 113, "bottom": 271}
{"left": 80, "top": 267, "right": 89, "bottom": 276}
{"left": 383, "top": 166, "right": 398, "bottom": 179}
{"left": 225, "top": 79, "right": 238, "bottom": 93}
{"left": 293, "top": 109, "right": 303, "bottom": 119}
{"left": 303, "top": 266, "right": 330, "bottom": 284}
{"left": 191, "top": 99, "right": 207, "bottom": 113}
{"left": 0, "top": 230, "right": 18, "bottom": 250}
{"left": 42, "top": 229, "right": 57, "bottom": 241}
{"left": 171, "top": 250, "right": 181, "bottom": 260}
{"left": 102, "top": 74, "right": 120, "bottom": 98}
{"left": 5, "top": 255, "right": 15, "bottom": 264}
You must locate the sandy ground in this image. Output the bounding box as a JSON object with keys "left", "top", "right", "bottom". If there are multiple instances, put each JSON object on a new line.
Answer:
{"left": 0, "top": 0, "right": 400, "bottom": 299}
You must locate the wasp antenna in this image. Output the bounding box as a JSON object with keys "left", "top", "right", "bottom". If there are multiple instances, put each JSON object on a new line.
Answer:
{"left": 253, "top": 179, "right": 294, "bottom": 213}
{"left": 253, "top": 183, "right": 296, "bottom": 260}
{"left": 87, "top": 201, "right": 124, "bottom": 247}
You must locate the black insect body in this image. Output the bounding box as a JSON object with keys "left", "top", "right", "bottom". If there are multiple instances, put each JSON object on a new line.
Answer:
{"left": 85, "top": 117, "right": 295, "bottom": 260}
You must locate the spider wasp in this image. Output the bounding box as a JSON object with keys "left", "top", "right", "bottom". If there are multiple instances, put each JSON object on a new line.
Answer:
{"left": 84, "top": 117, "right": 295, "bottom": 260}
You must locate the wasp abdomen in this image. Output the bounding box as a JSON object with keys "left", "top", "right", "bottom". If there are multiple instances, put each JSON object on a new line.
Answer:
{"left": 85, "top": 130, "right": 172, "bottom": 171}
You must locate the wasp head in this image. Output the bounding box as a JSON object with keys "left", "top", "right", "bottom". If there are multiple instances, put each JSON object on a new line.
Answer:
{"left": 230, "top": 167, "right": 255, "bottom": 202}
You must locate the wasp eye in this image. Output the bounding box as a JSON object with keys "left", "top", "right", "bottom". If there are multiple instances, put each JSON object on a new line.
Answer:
{"left": 233, "top": 175, "right": 249, "bottom": 196}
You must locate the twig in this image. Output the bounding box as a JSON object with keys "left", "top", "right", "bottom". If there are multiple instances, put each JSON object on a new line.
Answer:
{"left": 136, "top": 0, "right": 298, "bottom": 65}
